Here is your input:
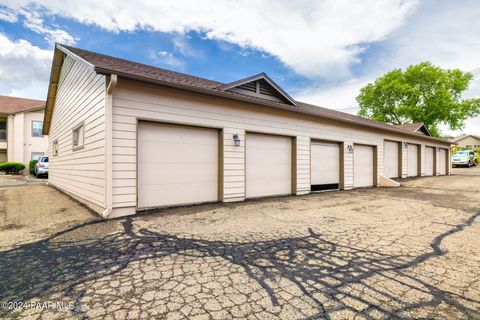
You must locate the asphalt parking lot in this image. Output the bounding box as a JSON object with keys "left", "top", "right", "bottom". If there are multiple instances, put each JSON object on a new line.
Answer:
{"left": 0, "top": 170, "right": 479, "bottom": 319}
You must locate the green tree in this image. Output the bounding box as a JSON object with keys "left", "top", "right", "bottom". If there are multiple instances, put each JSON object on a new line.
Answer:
{"left": 357, "top": 62, "right": 480, "bottom": 136}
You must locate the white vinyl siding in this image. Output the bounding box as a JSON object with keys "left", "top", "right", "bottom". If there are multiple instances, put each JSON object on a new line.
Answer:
{"left": 311, "top": 141, "right": 340, "bottom": 187}
{"left": 47, "top": 55, "right": 106, "bottom": 209}
{"left": 354, "top": 145, "right": 374, "bottom": 188}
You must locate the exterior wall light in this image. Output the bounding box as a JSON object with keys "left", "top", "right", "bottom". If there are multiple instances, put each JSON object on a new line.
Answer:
{"left": 347, "top": 144, "right": 353, "bottom": 153}
{"left": 403, "top": 141, "right": 409, "bottom": 148}
{"left": 233, "top": 133, "right": 241, "bottom": 147}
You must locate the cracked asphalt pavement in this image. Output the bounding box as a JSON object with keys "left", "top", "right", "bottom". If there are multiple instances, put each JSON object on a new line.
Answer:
{"left": 1, "top": 170, "right": 479, "bottom": 319}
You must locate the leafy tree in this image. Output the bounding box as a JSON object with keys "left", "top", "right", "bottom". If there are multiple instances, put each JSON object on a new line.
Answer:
{"left": 357, "top": 62, "right": 480, "bottom": 136}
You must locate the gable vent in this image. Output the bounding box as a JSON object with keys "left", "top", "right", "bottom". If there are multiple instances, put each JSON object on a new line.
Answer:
{"left": 219, "top": 73, "right": 298, "bottom": 107}
{"left": 258, "top": 79, "right": 278, "bottom": 97}
{"left": 237, "top": 81, "right": 257, "bottom": 93}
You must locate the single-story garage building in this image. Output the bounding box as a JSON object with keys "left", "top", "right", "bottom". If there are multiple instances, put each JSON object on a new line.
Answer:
{"left": 43, "top": 44, "right": 452, "bottom": 218}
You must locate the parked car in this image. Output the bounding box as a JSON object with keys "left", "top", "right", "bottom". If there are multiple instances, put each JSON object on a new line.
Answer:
{"left": 452, "top": 150, "right": 477, "bottom": 167}
{"left": 33, "top": 156, "right": 49, "bottom": 177}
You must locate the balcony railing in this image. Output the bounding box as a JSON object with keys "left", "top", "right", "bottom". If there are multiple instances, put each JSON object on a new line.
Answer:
{"left": 0, "top": 129, "right": 6, "bottom": 141}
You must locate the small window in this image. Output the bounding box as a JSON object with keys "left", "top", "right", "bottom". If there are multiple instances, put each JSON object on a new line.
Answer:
{"left": 32, "top": 121, "right": 43, "bottom": 137}
{"left": 72, "top": 123, "right": 84, "bottom": 150}
{"left": 31, "top": 152, "right": 44, "bottom": 161}
{"left": 53, "top": 140, "right": 59, "bottom": 156}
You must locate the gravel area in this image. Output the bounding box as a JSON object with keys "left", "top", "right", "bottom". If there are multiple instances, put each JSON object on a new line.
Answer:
{"left": 0, "top": 172, "right": 479, "bottom": 319}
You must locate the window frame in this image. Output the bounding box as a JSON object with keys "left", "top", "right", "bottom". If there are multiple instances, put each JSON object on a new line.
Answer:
{"left": 72, "top": 122, "right": 85, "bottom": 151}
{"left": 31, "top": 120, "right": 44, "bottom": 137}
{"left": 53, "top": 139, "right": 59, "bottom": 156}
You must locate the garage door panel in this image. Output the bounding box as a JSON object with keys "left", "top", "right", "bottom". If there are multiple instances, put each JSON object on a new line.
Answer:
{"left": 439, "top": 149, "right": 447, "bottom": 175}
{"left": 425, "top": 147, "right": 434, "bottom": 176}
{"left": 384, "top": 141, "right": 399, "bottom": 178}
{"left": 139, "top": 141, "right": 218, "bottom": 163}
{"left": 354, "top": 145, "right": 374, "bottom": 188}
{"left": 140, "top": 182, "right": 218, "bottom": 207}
{"left": 407, "top": 144, "right": 419, "bottom": 177}
{"left": 139, "top": 163, "right": 217, "bottom": 184}
{"left": 311, "top": 142, "right": 340, "bottom": 187}
{"left": 138, "top": 122, "right": 218, "bottom": 208}
{"left": 246, "top": 133, "right": 292, "bottom": 198}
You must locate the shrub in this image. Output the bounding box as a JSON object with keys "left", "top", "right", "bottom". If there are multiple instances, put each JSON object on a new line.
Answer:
{"left": 29, "top": 160, "right": 38, "bottom": 175}
{"left": 0, "top": 162, "right": 26, "bottom": 174}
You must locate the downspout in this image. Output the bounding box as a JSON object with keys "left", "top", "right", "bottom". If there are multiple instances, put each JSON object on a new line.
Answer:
{"left": 102, "top": 74, "right": 117, "bottom": 218}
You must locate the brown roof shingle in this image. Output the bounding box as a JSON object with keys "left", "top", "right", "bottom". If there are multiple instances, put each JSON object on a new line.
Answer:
{"left": 54, "top": 45, "right": 450, "bottom": 144}
{"left": 394, "top": 123, "right": 423, "bottom": 132}
{"left": 0, "top": 95, "right": 45, "bottom": 115}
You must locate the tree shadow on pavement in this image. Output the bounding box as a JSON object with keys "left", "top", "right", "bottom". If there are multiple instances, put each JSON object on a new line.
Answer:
{"left": 1, "top": 212, "right": 479, "bottom": 319}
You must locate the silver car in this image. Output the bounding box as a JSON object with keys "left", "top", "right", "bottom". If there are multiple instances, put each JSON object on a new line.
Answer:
{"left": 452, "top": 150, "right": 477, "bottom": 167}
{"left": 34, "top": 156, "right": 49, "bottom": 177}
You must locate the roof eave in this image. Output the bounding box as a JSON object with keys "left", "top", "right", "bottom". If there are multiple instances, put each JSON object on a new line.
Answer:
{"left": 95, "top": 68, "right": 451, "bottom": 146}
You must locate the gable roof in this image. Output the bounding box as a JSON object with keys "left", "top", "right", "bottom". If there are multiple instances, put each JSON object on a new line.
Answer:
{"left": 0, "top": 95, "right": 45, "bottom": 115}
{"left": 43, "top": 44, "right": 451, "bottom": 145}
{"left": 449, "top": 134, "right": 480, "bottom": 143}
{"left": 394, "top": 123, "right": 431, "bottom": 136}
{"left": 217, "top": 73, "right": 298, "bottom": 106}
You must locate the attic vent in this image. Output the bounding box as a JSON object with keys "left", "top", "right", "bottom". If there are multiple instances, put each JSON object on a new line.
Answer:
{"left": 238, "top": 81, "right": 257, "bottom": 93}
{"left": 258, "top": 79, "right": 277, "bottom": 97}
{"left": 219, "top": 73, "right": 298, "bottom": 106}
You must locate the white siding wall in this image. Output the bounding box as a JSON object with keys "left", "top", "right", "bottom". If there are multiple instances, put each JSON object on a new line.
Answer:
{"left": 13, "top": 112, "right": 24, "bottom": 163}
{"left": 48, "top": 55, "right": 107, "bottom": 211}
{"left": 110, "top": 79, "right": 451, "bottom": 213}
{"left": 223, "top": 128, "right": 245, "bottom": 201}
{"left": 401, "top": 143, "right": 408, "bottom": 178}
{"left": 23, "top": 110, "right": 49, "bottom": 163}
{"left": 343, "top": 142, "right": 354, "bottom": 189}
{"left": 296, "top": 136, "right": 310, "bottom": 195}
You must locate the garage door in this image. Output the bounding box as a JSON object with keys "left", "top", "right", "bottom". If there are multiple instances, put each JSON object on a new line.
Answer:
{"left": 439, "top": 149, "right": 447, "bottom": 175}
{"left": 246, "top": 133, "right": 292, "bottom": 198}
{"left": 384, "top": 141, "right": 399, "bottom": 178}
{"left": 407, "top": 144, "right": 419, "bottom": 177}
{"left": 311, "top": 141, "right": 340, "bottom": 191}
{"left": 425, "top": 147, "right": 435, "bottom": 176}
{"left": 354, "top": 144, "right": 374, "bottom": 188}
{"left": 137, "top": 122, "right": 218, "bottom": 208}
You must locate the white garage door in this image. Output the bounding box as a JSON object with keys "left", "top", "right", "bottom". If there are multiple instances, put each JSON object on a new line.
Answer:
{"left": 383, "top": 141, "right": 399, "bottom": 178}
{"left": 425, "top": 147, "right": 435, "bottom": 176}
{"left": 439, "top": 149, "right": 447, "bottom": 175}
{"left": 246, "top": 133, "right": 292, "bottom": 198}
{"left": 354, "top": 145, "right": 374, "bottom": 188}
{"left": 138, "top": 122, "right": 218, "bottom": 208}
{"left": 311, "top": 142, "right": 340, "bottom": 190}
{"left": 407, "top": 144, "right": 419, "bottom": 177}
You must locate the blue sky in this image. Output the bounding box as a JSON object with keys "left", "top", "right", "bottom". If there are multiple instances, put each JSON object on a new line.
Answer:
{"left": 0, "top": 0, "right": 479, "bottom": 135}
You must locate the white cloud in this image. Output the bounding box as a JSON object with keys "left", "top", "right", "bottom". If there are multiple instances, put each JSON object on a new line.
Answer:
{"left": 0, "top": 33, "right": 52, "bottom": 99}
{"left": 21, "top": 9, "right": 77, "bottom": 45}
{"left": 147, "top": 49, "right": 184, "bottom": 69}
{"left": 295, "top": 77, "right": 373, "bottom": 112}
{"left": 0, "top": 4, "right": 76, "bottom": 45}
{"left": 0, "top": 6, "right": 17, "bottom": 22}
{"left": 298, "top": 0, "right": 480, "bottom": 135}
{"left": 2, "top": 0, "right": 420, "bottom": 79}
